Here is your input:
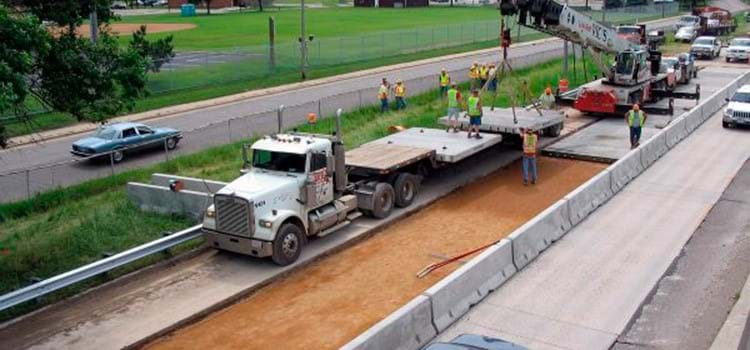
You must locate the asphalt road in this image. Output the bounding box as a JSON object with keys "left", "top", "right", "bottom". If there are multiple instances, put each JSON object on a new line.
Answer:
{"left": 0, "top": 17, "right": 680, "bottom": 203}
{"left": 436, "top": 109, "right": 750, "bottom": 349}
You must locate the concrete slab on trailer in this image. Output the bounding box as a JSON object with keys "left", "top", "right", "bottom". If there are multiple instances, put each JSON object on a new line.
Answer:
{"left": 345, "top": 143, "right": 434, "bottom": 172}
{"left": 438, "top": 108, "right": 565, "bottom": 134}
{"left": 357, "top": 128, "right": 503, "bottom": 164}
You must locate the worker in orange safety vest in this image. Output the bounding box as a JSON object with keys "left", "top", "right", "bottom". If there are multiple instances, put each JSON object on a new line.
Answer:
{"left": 394, "top": 80, "right": 407, "bottom": 110}
{"left": 521, "top": 127, "right": 538, "bottom": 186}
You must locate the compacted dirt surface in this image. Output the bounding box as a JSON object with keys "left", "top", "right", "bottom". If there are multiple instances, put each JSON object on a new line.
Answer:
{"left": 144, "top": 157, "right": 605, "bottom": 350}
{"left": 75, "top": 23, "right": 197, "bottom": 37}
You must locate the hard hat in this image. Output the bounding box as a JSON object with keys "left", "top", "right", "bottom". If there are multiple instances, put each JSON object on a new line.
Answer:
{"left": 397, "top": 79, "right": 402, "bottom": 83}
{"left": 307, "top": 112, "right": 317, "bottom": 124}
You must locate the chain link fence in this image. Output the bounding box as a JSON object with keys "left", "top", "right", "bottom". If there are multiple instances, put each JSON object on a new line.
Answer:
{"left": 0, "top": 45, "right": 569, "bottom": 203}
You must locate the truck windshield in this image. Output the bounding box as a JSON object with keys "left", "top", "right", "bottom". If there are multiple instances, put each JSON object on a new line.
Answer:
{"left": 680, "top": 16, "right": 697, "bottom": 23}
{"left": 618, "top": 27, "right": 640, "bottom": 34}
{"left": 694, "top": 38, "right": 714, "bottom": 45}
{"left": 252, "top": 150, "right": 306, "bottom": 173}
{"left": 615, "top": 53, "right": 635, "bottom": 75}
{"left": 731, "top": 39, "right": 750, "bottom": 47}
{"left": 731, "top": 92, "right": 750, "bottom": 103}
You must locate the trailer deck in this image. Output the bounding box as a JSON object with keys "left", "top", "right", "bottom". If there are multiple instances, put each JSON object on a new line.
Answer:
{"left": 345, "top": 128, "right": 502, "bottom": 172}
{"left": 438, "top": 107, "right": 565, "bottom": 134}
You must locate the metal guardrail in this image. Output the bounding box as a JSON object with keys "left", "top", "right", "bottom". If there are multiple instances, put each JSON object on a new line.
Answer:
{"left": 0, "top": 225, "right": 203, "bottom": 312}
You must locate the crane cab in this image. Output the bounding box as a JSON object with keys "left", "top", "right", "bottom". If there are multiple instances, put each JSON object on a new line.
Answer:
{"left": 612, "top": 49, "right": 654, "bottom": 86}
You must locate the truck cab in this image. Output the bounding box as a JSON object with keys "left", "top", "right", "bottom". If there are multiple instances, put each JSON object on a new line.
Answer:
{"left": 202, "top": 133, "right": 359, "bottom": 266}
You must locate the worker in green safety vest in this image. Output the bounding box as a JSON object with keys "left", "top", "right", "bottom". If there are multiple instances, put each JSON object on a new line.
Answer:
{"left": 467, "top": 89, "right": 483, "bottom": 139}
{"left": 446, "top": 83, "right": 463, "bottom": 133}
{"left": 625, "top": 104, "right": 647, "bottom": 149}
{"left": 521, "top": 128, "right": 538, "bottom": 185}
{"left": 439, "top": 68, "right": 450, "bottom": 97}
{"left": 538, "top": 86, "right": 555, "bottom": 109}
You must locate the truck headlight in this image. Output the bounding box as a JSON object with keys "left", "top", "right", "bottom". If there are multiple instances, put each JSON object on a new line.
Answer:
{"left": 725, "top": 108, "right": 733, "bottom": 117}
{"left": 258, "top": 219, "right": 273, "bottom": 228}
{"left": 206, "top": 206, "right": 215, "bottom": 218}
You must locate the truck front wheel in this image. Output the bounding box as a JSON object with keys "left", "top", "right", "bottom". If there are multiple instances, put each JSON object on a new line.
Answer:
{"left": 394, "top": 173, "right": 419, "bottom": 208}
{"left": 371, "top": 183, "right": 395, "bottom": 219}
{"left": 272, "top": 223, "right": 303, "bottom": 266}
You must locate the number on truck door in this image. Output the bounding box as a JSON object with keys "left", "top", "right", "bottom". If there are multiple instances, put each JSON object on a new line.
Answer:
{"left": 307, "top": 152, "right": 333, "bottom": 208}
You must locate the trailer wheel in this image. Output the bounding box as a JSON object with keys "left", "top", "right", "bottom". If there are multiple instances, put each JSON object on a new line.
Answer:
{"left": 271, "top": 223, "right": 304, "bottom": 266}
{"left": 371, "top": 183, "right": 395, "bottom": 219}
{"left": 545, "top": 123, "right": 563, "bottom": 137}
{"left": 394, "top": 173, "right": 419, "bottom": 208}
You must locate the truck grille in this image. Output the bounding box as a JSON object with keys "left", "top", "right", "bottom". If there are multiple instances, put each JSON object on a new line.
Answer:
{"left": 214, "top": 194, "right": 254, "bottom": 237}
{"left": 733, "top": 111, "right": 750, "bottom": 120}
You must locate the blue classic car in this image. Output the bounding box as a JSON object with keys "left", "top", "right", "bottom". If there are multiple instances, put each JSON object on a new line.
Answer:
{"left": 71, "top": 122, "right": 182, "bottom": 162}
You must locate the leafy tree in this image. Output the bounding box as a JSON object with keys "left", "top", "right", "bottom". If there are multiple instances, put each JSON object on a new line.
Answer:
{"left": 130, "top": 25, "right": 175, "bottom": 72}
{"left": 188, "top": 0, "right": 213, "bottom": 15}
{"left": 0, "top": 1, "right": 175, "bottom": 147}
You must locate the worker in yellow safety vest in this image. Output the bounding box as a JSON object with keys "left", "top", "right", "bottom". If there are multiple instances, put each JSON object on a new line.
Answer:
{"left": 467, "top": 89, "right": 483, "bottom": 139}
{"left": 446, "top": 83, "right": 463, "bottom": 133}
{"left": 469, "top": 62, "right": 480, "bottom": 90}
{"left": 378, "top": 78, "right": 390, "bottom": 113}
{"left": 538, "top": 86, "right": 555, "bottom": 109}
{"left": 439, "top": 68, "right": 451, "bottom": 97}
{"left": 479, "top": 64, "right": 489, "bottom": 88}
{"left": 521, "top": 128, "right": 538, "bottom": 185}
{"left": 625, "top": 104, "right": 647, "bottom": 149}
{"left": 394, "top": 80, "right": 407, "bottom": 110}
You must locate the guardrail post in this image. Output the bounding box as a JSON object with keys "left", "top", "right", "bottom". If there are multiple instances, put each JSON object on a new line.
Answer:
{"left": 358, "top": 90, "right": 363, "bottom": 108}
{"left": 164, "top": 138, "right": 170, "bottom": 162}
{"left": 109, "top": 152, "right": 115, "bottom": 176}
{"left": 318, "top": 99, "right": 322, "bottom": 118}
{"left": 228, "top": 119, "right": 232, "bottom": 142}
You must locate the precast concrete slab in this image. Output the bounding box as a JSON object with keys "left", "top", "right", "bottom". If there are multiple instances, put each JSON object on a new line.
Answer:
{"left": 362, "top": 128, "right": 503, "bottom": 163}
{"left": 436, "top": 110, "right": 750, "bottom": 350}
{"left": 543, "top": 66, "right": 745, "bottom": 163}
{"left": 438, "top": 108, "right": 565, "bottom": 135}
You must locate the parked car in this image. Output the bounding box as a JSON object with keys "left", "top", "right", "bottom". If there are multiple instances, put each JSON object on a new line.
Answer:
{"left": 690, "top": 36, "right": 721, "bottom": 59}
{"left": 676, "top": 52, "right": 697, "bottom": 82}
{"left": 723, "top": 84, "right": 750, "bottom": 128}
{"left": 647, "top": 30, "right": 666, "bottom": 46}
{"left": 675, "top": 26, "right": 698, "bottom": 43}
{"left": 71, "top": 122, "right": 182, "bottom": 163}
{"left": 110, "top": 1, "right": 128, "bottom": 9}
{"left": 726, "top": 37, "right": 750, "bottom": 62}
{"left": 424, "top": 334, "right": 528, "bottom": 350}
{"left": 660, "top": 56, "right": 681, "bottom": 89}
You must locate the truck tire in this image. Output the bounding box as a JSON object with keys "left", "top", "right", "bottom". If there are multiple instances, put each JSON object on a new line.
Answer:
{"left": 545, "top": 123, "right": 563, "bottom": 137}
{"left": 394, "top": 173, "right": 419, "bottom": 208}
{"left": 271, "top": 223, "right": 303, "bottom": 266}
{"left": 371, "top": 183, "right": 395, "bottom": 219}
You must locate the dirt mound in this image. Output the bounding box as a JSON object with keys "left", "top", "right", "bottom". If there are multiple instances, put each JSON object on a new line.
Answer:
{"left": 76, "top": 23, "right": 197, "bottom": 38}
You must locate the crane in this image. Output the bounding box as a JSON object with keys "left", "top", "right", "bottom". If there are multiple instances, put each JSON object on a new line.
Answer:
{"left": 499, "top": 0, "right": 669, "bottom": 114}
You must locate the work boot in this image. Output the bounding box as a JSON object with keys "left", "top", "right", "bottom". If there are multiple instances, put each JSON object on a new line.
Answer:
{"left": 467, "top": 132, "right": 472, "bottom": 138}
{"left": 452, "top": 128, "right": 460, "bottom": 133}
{"left": 532, "top": 179, "right": 537, "bottom": 185}
{"left": 475, "top": 134, "right": 483, "bottom": 139}
{"left": 523, "top": 181, "right": 528, "bottom": 186}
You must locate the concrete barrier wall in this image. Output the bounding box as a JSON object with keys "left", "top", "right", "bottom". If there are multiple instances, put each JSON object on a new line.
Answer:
{"left": 422, "top": 240, "right": 516, "bottom": 332}
{"left": 150, "top": 173, "right": 227, "bottom": 193}
{"left": 127, "top": 183, "right": 211, "bottom": 221}
{"left": 341, "top": 295, "right": 437, "bottom": 350}
{"left": 565, "top": 170, "right": 613, "bottom": 227}
{"left": 341, "top": 63, "right": 750, "bottom": 350}
{"left": 509, "top": 199, "right": 571, "bottom": 269}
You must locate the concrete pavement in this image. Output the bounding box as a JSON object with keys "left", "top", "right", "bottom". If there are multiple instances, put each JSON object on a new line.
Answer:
{"left": 436, "top": 109, "right": 750, "bottom": 349}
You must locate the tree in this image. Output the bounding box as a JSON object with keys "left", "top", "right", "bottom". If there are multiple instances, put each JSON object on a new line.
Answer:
{"left": 0, "top": 1, "right": 175, "bottom": 147}
{"left": 188, "top": 0, "right": 213, "bottom": 15}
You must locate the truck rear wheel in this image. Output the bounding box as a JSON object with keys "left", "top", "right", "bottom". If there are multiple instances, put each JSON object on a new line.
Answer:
{"left": 272, "top": 223, "right": 303, "bottom": 266}
{"left": 394, "top": 173, "right": 419, "bottom": 208}
{"left": 545, "top": 123, "right": 563, "bottom": 137}
{"left": 371, "top": 183, "right": 395, "bottom": 219}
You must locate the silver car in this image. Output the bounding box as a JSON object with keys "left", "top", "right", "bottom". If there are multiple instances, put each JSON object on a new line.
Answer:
{"left": 675, "top": 26, "right": 698, "bottom": 43}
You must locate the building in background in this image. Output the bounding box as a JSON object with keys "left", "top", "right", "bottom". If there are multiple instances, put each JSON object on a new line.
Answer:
{"left": 168, "top": 0, "right": 238, "bottom": 9}
{"left": 354, "top": 0, "right": 428, "bottom": 7}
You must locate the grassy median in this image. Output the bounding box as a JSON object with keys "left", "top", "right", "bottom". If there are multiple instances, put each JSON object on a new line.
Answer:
{"left": 0, "top": 56, "right": 598, "bottom": 321}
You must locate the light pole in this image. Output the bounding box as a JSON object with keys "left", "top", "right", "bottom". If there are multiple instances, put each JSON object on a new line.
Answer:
{"left": 300, "top": 0, "right": 308, "bottom": 80}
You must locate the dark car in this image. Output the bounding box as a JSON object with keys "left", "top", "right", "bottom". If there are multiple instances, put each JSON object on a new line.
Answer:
{"left": 424, "top": 334, "right": 528, "bottom": 350}
{"left": 71, "top": 122, "right": 182, "bottom": 163}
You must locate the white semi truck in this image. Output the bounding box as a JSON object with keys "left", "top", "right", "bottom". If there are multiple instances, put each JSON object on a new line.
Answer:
{"left": 201, "top": 110, "right": 516, "bottom": 266}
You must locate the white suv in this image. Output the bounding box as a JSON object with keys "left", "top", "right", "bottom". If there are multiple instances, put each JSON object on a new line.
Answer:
{"left": 723, "top": 85, "right": 750, "bottom": 128}
{"left": 726, "top": 37, "right": 750, "bottom": 62}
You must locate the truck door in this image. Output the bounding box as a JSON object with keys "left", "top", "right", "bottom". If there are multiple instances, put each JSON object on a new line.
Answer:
{"left": 305, "top": 151, "right": 334, "bottom": 209}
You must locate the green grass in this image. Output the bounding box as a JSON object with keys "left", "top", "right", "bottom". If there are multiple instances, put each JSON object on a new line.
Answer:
{"left": 0, "top": 55, "right": 598, "bottom": 321}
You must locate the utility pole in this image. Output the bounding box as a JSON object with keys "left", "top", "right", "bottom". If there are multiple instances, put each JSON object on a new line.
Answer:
{"left": 563, "top": 0, "right": 568, "bottom": 79}
{"left": 300, "top": 0, "right": 308, "bottom": 80}
{"left": 601, "top": 0, "right": 606, "bottom": 23}
{"left": 89, "top": 3, "right": 98, "bottom": 43}
{"left": 269, "top": 17, "right": 276, "bottom": 71}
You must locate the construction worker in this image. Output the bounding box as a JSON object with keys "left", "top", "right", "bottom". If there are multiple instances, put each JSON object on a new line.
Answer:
{"left": 446, "top": 83, "right": 463, "bottom": 133}
{"left": 539, "top": 86, "right": 555, "bottom": 109}
{"left": 394, "top": 80, "right": 407, "bottom": 110}
{"left": 479, "top": 63, "right": 489, "bottom": 89}
{"left": 467, "top": 89, "right": 483, "bottom": 139}
{"left": 469, "top": 62, "right": 480, "bottom": 90}
{"left": 378, "top": 78, "right": 390, "bottom": 113}
{"left": 488, "top": 64, "right": 497, "bottom": 92}
{"left": 439, "top": 68, "right": 451, "bottom": 97}
{"left": 521, "top": 128, "right": 539, "bottom": 186}
{"left": 558, "top": 77, "right": 569, "bottom": 94}
{"left": 626, "top": 104, "right": 647, "bottom": 149}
